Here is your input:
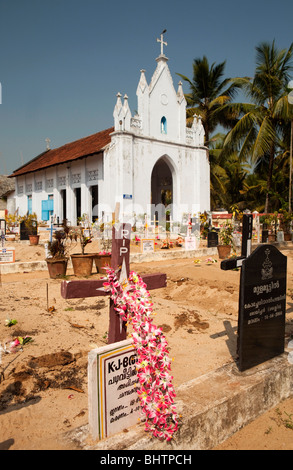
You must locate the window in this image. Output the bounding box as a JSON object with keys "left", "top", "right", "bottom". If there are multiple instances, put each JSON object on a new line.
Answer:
{"left": 41, "top": 195, "right": 54, "bottom": 221}
{"left": 91, "top": 185, "right": 99, "bottom": 222}
{"left": 75, "top": 187, "right": 81, "bottom": 220}
{"left": 61, "top": 189, "right": 67, "bottom": 221}
{"left": 161, "top": 116, "right": 167, "bottom": 134}
{"left": 27, "top": 195, "right": 32, "bottom": 214}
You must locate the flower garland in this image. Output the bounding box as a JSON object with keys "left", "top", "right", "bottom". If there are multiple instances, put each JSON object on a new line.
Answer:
{"left": 103, "top": 267, "right": 178, "bottom": 441}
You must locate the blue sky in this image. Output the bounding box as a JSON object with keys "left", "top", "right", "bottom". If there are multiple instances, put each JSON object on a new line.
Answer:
{"left": 1, "top": 0, "right": 293, "bottom": 175}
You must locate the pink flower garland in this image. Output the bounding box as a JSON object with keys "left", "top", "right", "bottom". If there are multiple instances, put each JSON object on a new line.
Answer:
{"left": 103, "top": 267, "right": 178, "bottom": 441}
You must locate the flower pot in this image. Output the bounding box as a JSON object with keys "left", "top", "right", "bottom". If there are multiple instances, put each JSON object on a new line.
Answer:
{"left": 217, "top": 244, "right": 231, "bottom": 259}
{"left": 268, "top": 234, "right": 276, "bottom": 242}
{"left": 284, "top": 233, "right": 292, "bottom": 241}
{"left": 94, "top": 254, "right": 111, "bottom": 274}
{"left": 29, "top": 234, "right": 40, "bottom": 245}
{"left": 71, "top": 253, "right": 94, "bottom": 277}
{"left": 46, "top": 258, "right": 68, "bottom": 279}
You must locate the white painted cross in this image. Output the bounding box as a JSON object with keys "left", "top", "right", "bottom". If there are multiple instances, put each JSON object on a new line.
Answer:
{"left": 157, "top": 29, "right": 167, "bottom": 55}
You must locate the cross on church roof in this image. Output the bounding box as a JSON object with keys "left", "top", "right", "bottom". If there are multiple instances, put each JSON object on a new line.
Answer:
{"left": 157, "top": 29, "right": 167, "bottom": 56}
{"left": 45, "top": 138, "right": 51, "bottom": 150}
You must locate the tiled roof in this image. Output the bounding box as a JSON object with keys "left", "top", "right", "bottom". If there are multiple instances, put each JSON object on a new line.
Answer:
{"left": 10, "top": 127, "right": 114, "bottom": 177}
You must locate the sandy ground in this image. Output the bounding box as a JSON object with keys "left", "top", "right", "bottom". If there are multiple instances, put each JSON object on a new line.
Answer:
{"left": 0, "top": 238, "right": 293, "bottom": 450}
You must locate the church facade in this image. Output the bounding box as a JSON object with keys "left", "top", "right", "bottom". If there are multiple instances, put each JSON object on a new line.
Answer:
{"left": 10, "top": 38, "right": 210, "bottom": 225}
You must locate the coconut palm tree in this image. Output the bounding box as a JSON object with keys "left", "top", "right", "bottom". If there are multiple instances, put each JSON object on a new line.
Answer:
{"left": 177, "top": 56, "right": 246, "bottom": 146}
{"left": 224, "top": 41, "right": 293, "bottom": 212}
{"left": 209, "top": 133, "right": 249, "bottom": 210}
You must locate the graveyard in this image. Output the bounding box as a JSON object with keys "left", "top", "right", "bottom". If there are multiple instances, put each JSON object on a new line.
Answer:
{"left": 1, "top": 220, "right": 293, "bottom": 450}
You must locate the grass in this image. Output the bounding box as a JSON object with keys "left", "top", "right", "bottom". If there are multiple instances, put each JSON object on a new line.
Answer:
{"left": 271, "top": 407, "right": 293, "bottom": 431}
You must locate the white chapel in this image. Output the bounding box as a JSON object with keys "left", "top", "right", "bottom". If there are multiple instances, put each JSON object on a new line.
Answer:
{"left": 10, "top": 34, "right": 210, "bottom": 225}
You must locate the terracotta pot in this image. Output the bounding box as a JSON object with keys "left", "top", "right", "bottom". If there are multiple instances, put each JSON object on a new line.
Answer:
{"left": 46, "top": 258, "right": 68, "bottom": 279}
{"left": 94, "top": 254, "right": 111, "bottom": 274}
{"left": 71, "top": 253, "right": 94, "bottom": 277}
{"left": 217, "top": 244, "right": 231, "bottom": 259}
{"left": 29, "top": 234, "right": 40, "bottom": 245}
{"left": 284, "top": 233, "right": 292, "bottom": 241}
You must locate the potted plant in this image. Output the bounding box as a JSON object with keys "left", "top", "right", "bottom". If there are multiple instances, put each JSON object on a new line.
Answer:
{"left": 46, "top": 225, "right": 69, "bottom": 279}
{"left": 217, "top": 222, "right": 234, "bottom": 259}
{"left": 70, "top": 227, "right": 94, "bottom": 277}
{"left": 5, "top": 213, "right": 19, "bottom": 240}
{"left": 94, "top": 250, "right": 112, "bottom": 274}
{"left": 94, "top": 237, "right": 112, "bottom": 274}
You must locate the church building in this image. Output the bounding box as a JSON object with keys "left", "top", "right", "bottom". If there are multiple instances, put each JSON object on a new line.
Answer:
{"left": 10, "top": 34, "right": 210, "bottom": 225}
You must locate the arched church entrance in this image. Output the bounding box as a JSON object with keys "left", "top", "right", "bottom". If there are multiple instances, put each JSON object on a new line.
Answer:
{"left": 151, "top": 157, "right": 173, "bottom": 223}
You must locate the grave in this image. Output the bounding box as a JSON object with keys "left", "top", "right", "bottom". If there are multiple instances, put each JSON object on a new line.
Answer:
{"left": 141, "top": 238, "right": 155, "bottom": 253}
{"left": 207, "top": 231, "right": 218, "bottom": 248}
{"left": 20, "top": 219, "right": 38, "bottom": 241}
{"left": 184, "top": 235, "right": 196, "bottom": 250}
{"left": 261, "top": 223, "right": 269, "bottom": 243}
{"left": 0, "top": 248, "right": 16, "bottom": 264}
{"left": 277, "top": 231, "right": 284, "bottom": 243}
{"left": 88, "top": 339, "right": 139, "bottom": 440}
{"left": 61, "top": 222, "right": 168, "bottom": 440}
{"left": 182, "top": 214, "right": 200, "bottom": 250}
{"left": 221, "top": 214, "right": 287, "bottom": 372}
{"left": 238, "top": 244, "right": 287, "bottom": 371}
{"left": 0, "top": 221, "right": 15, "bottom": 263}
{"left": 61, "top": 223, "right": 167, "bottom": 344}
{"left": 0, "top": 219, "right": 6, "bottom": 239}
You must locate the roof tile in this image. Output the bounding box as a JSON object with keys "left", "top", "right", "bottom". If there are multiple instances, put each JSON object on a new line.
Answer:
{"left": 10, "top": 127, "right": 114, "bottom": 177}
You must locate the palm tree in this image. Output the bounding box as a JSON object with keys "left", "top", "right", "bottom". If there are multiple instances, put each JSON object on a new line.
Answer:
{"left": 224, "top": 41, "right": 293, "bottom": 212}
{"left": 209, "top": 133, "right": 249, "bottom": 210}
{"left": 177, "top": 56, "right": 246, "bottom": 146}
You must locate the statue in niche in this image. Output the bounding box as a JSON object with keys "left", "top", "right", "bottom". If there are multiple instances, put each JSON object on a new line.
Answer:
{"left": 192, "top": 115, "right": 205, "bottom": 145}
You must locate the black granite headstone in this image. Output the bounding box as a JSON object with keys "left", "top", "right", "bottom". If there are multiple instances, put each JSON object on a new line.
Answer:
{"left": 262, "top": 230, "right": 269, "bottom": 243}
{"left": 237, "top": 244, "right": 287, "bottom": 371}
{"left": 207, "top": 231, "right": 218, "bottom": 247}
{"left": 20, "top": 220, "right": 38, "bottom": 240}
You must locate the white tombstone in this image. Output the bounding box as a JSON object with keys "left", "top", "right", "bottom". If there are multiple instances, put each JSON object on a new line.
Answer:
{"left": 185, "top": 235, "right": 196, "bottom": 251}
{"left": 88, "top": 339, "right": 140, "bottom": 440}
{"left": 0, "top": 247, "right": 15, "bottom": 263}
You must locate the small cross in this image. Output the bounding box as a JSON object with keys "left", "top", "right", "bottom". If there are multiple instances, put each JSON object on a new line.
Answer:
{"left": 221, "top": 214, "right": 253, "bottom": 271}
{"left": 157, "top": 29, "right": 167, "bottom": 56}
{"left": 45, "top": 138, "right": 51, "bottom": 150}
{"left": 183, "top": 213, "right": 195, "bottom": 236}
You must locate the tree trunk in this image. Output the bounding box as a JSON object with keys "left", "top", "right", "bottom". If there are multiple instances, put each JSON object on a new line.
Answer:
{"left": 265, "top": 147, "right": 275, "bottom": 213}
